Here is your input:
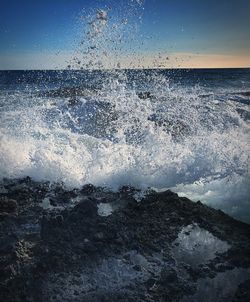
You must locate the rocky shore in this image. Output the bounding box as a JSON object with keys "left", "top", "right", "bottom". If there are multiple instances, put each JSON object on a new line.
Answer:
{"left": 0, "top": 177, "right": 250, "bottom": 301}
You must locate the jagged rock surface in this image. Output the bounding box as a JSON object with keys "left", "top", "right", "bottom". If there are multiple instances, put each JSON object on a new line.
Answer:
{"left": 0, "top": 177, "right": 249, "bottom": 301}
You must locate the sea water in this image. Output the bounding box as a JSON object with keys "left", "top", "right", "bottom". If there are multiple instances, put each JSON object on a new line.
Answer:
{"left": 0, "top": 68, "right": 249, "bottom": 222}
{"left": 0, "top": 0, "right": 249, "bottom": 222}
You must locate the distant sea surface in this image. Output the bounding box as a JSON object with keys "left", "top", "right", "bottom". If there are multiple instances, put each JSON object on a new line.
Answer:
{"left": 0, "top": 68, "right": 249, "bottom": 222}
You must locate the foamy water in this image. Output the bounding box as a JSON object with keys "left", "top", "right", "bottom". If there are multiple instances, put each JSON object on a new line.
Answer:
{"left": 0, "top": 70, "right": 249, "bottom": 223}
{"left": 0, "top": 0, "right": 249, "bottom": 222}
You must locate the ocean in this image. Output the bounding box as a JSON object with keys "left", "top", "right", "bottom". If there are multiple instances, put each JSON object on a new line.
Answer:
{"left": 0, "top": 68, "right": 249, "bottom": 222}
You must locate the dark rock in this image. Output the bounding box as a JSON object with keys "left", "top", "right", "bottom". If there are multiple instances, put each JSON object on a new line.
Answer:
{"left": 55, "top": 215, "right": 64, "bottom": 226}
{"left": 1, "top": 179, "right": 250, "bottom": 302}
{"left": 145, "top": 277, "right": 157, "bottom": 289}
{"left": 119, "top": 185, "right": 138, "bottom": 194}
{"left": 72, "top": 198, "right": 97, "bottom": 217}
{"left": 81, "top": 184, "right": 96, "bottom": 194}
{"left": 0, "top": 197, "right": 17, "bottom": 213}
{"left": 94, "top": 232, "right": 104, "bottom": 241}
{"left": 233, "top": 279, "right": 250, "bottom": 301}
{"left": 160, "top": 267, "right": 178, "bottom": 283}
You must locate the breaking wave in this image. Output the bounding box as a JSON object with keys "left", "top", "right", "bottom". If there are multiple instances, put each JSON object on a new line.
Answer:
{"left": 0, "top": 70, "right": 249, "bottom": 220}
{"left": 0, "top": 0, "right": 249, "bottom": 221}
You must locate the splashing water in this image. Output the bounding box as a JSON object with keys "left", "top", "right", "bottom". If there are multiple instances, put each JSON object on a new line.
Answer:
{"left": 69, "top": 0, "right": 145, "bottom": 69}
{"left": 0, "top": 0, "right": 249, "bottom": 221}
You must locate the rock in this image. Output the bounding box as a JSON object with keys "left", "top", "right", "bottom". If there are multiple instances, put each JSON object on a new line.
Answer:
{"left": 145, "top": 277, "right": 157, "bottom": 289}
{"left": 81, "top": 184, "right": 96, "bottom": 194}
{"left": 77, "top": 241, "right": 97, "bottom": 253}
{"left": 94, "top": 232, "right": 105, "bottom": 241}
{"left": 119, "top": 185, "right": 137, "bottom": 194}
{"left": 55, "top": 215, "right": 64, "bottom": 226}
{"left": 160, "top": 267, "right": 178, "bottom": 283}
{"left": 233, "top": 279, "right": 250, "bottom": 301}
{"left": 1, "top": 179, "right": 250, "bottom": 302}
{"left": 0, "top": 186, "right": 8, "bottom": 194}
{"left": 129, "top": 253, "right": 149, "bottom": 269}
{"left": 0, "top": 197, "right": 17, "bottom": 213}
{"left": 72, "top": 198, "right": 97, "bottom": 217}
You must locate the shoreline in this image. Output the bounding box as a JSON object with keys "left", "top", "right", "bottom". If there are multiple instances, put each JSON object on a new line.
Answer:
{"left": 1, "top": 176, "right": 250, "bottom": 301}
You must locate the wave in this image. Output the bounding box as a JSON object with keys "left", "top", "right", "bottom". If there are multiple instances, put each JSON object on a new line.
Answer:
{"left": 1, "top": 0, "right": 249, "bottom": 222}
{"left": 1, "top": 71, "right": 249, "bottom": 222}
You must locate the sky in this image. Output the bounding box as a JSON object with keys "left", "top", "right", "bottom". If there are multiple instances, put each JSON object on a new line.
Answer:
{"left": 0, "top": 0, "right": 250, "bottom": 69}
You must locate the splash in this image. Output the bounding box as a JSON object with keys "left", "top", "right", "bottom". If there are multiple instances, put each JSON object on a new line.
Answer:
{"left": 67, "top": 0, "right": 145, "bottom": 70}
{"left": 1, "top": 71, "right": 249, "bottom": 190}
{"left": 0, "top": 0, "right": 249, "bottom": 222}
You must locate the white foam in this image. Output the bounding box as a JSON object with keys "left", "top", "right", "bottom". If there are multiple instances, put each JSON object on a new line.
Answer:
{"left": 1, "top": 0, "right": 250, "bottom": 222}
{"left": 0, "top": 79, "right": 249, "bottom": 201}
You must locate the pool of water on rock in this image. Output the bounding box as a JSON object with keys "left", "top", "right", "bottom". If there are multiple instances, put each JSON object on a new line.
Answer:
{"left": 172, "top": 224, "right": 230, "bottom": 266}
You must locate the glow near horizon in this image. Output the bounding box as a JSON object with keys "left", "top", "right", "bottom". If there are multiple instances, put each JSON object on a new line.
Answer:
{"left": 1, "top": 52, "right": 250, "bottom": 70}
{"left": 0, "top": 0, "right": 250, "bottom": 69}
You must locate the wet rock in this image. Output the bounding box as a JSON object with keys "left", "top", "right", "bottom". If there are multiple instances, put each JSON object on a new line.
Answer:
{"left": 119, "top": 185, "right": 138, "bottom": 194}
{"left": 233, "top": 279, "right": 250, "bottom": 301}
{"left": 160, "top": 267, "right": 178, "bottom": 283}
{"left": 72, "top": 198, "right": 97, "bottom": 217}
{"left": 0, "top": 178, "right": 250, "bottom": 302}
{"left": 81, "top": 184, "right": 96, "bottom": 194}
{"left": 55, "top": 215, "right": 64, "bottom": 226}
{"left": 129, "top": 252, "right": 149, "bottom": 270}
{"left": 0, "top": 185, "right": 8, "bottom": 194}
{"left": 0, "top": 197, "right": 17, "bottom": 213}
{"left": 145, "top": 277, "right": 157, "bottom": 289}
{"left": 94, "top": 232, "right": 105, "bottom": 241}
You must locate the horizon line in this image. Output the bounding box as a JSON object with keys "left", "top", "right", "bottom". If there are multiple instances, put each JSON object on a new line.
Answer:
{"left": 1, "top": 66, "right": 250, "bottom": 72}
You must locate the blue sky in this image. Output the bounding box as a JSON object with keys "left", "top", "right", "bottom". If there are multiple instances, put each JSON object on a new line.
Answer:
{"left": 1, "top": 0, "right": 250, "bottom": 69}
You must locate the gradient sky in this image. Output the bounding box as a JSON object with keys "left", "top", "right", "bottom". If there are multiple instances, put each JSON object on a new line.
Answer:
{"left": 0, "top": 0, "right": 250, "bottom": 69}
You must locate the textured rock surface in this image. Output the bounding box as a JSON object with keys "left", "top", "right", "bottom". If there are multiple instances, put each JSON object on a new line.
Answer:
{"left": 0, "top": 177, "right": 249, "bottom": 301}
